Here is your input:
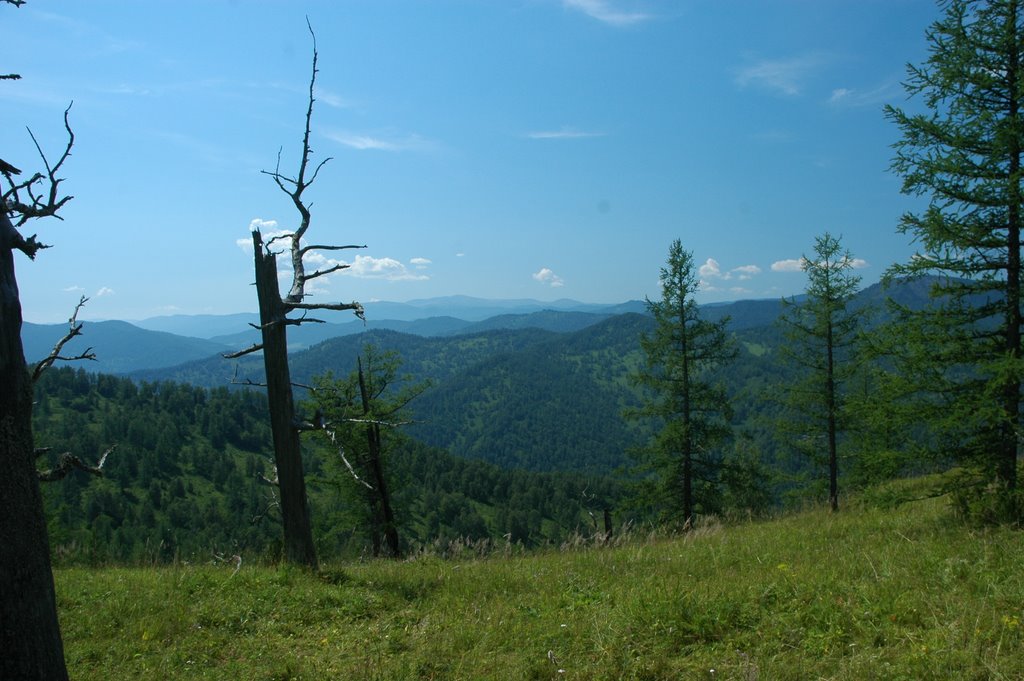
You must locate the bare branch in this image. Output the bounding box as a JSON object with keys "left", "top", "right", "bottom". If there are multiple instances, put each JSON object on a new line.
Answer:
{"left": 37, "top": 446, "right": 115, "bottom": 482}
{"left": 223, "top": 343, "right": 264, "bottom": 359}
{"left": 251, "top": 489, "right": 281, "bottom": 525}
{"left": 32, "top": 295, "right": 94, "bottom": 381}
{"left": 4, "top": 103, "right": 75, "bottom": 227}
{"left": 298, "top": 243, "right": 366, "bottom": 255}
{"left": 287, "top": 300, "right": 366, "bottom": 320}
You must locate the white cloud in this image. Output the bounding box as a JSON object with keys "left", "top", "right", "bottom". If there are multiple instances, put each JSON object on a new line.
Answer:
{"left": 96, "top": 286, "right": 115, "bottom": 297}
{"left": 732, "top": 264, "right": 762, "bottom": 280}
{"left": 771, "top": 258, "right": 805, "bottom": 272}
{"left": 735, "top": 55, "right": 823, "bottom": 96}
{"left": 525, "top": 127, "right": 606, "bottom": 140}
{"left": 323, "top": 130, "right": 434, "bottom": 152}
{"left": 410, "top": 257, "right": 432, "bottom": 269}
{"left": 699, "top": 258, "right": 723, "bottom": 279}
{"left": 63, "top": 285, "right": 85, "bottom": 293}
{"left": 346, "top": 255, "right": 429, "bottom": 281}
{"left": 700, "top": 259, "right": 762, "bottom": 281}
{"left": 563, "top": 0, "right": 651, "bottom": 26}
{"left": 533, "top": 267, "right": 565, "bottom": 287}
{"left": 848, "top": 257, "right": 869, "bottom": 269}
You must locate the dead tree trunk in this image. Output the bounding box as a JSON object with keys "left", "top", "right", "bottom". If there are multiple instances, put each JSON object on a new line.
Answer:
{"left": 252, "top": 229, "right": 318, "bottom": 567}
{"left": 0, "top": 210, "right": 70, "bottom": 681}
{"left": 227, "top": 22, "right": 364, "bottom": 568}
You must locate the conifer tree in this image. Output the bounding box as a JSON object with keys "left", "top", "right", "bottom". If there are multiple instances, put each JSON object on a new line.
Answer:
{"left": 309, "top": 345, "right": 427, "bottom": 558}
{"left": 883, "top": 0, "right": 1024, "bottom": 518}
{"left": 778, "top": 233, "right": 864, "bottom": 512}
{"left": 631, "top": 239, "right": 735, "bottom": 526}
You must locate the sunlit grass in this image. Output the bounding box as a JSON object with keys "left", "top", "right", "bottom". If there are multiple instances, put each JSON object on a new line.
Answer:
{"left": 56, "top": 488, "right": 1024, "bottom": 680}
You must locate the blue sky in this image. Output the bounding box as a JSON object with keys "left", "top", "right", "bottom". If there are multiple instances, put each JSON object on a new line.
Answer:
{"left": 3, "top": 0, "right": 937, "bottom": 323}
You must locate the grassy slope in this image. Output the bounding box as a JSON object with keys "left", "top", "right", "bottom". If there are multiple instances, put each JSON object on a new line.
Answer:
{"left": 56, "top": 489, "right": 1024, "bottom": 680}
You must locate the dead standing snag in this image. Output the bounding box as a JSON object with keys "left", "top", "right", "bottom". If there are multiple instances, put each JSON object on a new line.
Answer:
{"left": 228, "top": 21, "right": 365, "bottom": 568}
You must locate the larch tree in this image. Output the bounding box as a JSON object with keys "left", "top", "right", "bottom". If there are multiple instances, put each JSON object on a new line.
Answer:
{"left": 883, "top": 0, "right": 1024, "bottom": 519}
{"left": 777, "top": 232, "right": 865, "bottom": 512}
{"left": 630, "top": 239, "right": 735, "bottom": 526}
{"left": 227, "top": 22, "right": 365, "bottom": 567}
{"left": 308, "top": 345, "right": 428, "bottom": 558}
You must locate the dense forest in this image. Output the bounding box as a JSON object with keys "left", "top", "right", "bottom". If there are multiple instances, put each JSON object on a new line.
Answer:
{"left": 34, "top": 367, "right": 620, "bottom": 564}
{"left": 30, "top": 275, "right": 960, "bottom": 566}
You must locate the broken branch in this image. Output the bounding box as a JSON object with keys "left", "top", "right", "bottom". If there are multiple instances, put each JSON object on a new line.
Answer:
{"left": 37, "top": 445, "right": 115, "bottom": 482}
{"left": 32, "top": 295, "right": 94, "bottom": 381}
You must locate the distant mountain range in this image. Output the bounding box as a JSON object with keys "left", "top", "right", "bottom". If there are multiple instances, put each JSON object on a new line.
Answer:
{"left": 21, "top": 282, "right": 935, "bottom": 377}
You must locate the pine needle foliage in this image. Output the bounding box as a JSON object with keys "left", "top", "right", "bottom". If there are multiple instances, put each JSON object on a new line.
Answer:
{"left": 882, "top": 0, "right": 1024, "bottom": 520}
{"left": 777, "top": 233, "right": 866, "bottom": 512}
{"left": 629, "top": 240, "right": 736, "bottom": 526}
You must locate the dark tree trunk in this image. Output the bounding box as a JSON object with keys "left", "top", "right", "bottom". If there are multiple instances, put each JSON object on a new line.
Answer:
{"left": 0, "top": 211, "right": 70, "bottom": 680}
{"left": 826, "top": 318, "right": 839, "bottom": 512}
{"left": 252, "top": 230, "right": 318, "bottom": 568}
{"left": 1001, "top": 1, "right": 1021, "bottom": 504}
{"left": 358, "top": 359, "right": 401, "bottom": 558}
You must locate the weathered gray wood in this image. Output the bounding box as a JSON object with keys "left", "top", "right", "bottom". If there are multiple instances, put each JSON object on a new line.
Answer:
{"left": 252, "top": 229, "right": 318, "bottom": 568}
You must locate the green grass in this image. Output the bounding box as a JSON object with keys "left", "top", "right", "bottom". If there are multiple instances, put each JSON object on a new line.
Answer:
{"left": 56, "top": 491, "right": 1024, "bottom": 680}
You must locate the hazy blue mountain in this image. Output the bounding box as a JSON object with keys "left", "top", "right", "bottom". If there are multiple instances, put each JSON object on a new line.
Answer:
{"left": 45, "top": 283, "right": 941, "bottom": 378}
{"left": 209, "top": 316, "right": 474, "bottom": 352}
{"left": 131, "top": 312, "right": 260, "bottom": 339}
{"left": 21, "top": 320, "right": 233, "bottom": 374}
{"left": 444, "top": 310, "right": 614, "bottom": 335}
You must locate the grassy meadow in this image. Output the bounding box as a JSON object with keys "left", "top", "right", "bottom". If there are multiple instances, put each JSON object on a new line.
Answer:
{"left": 56, "top": 484, "right": 1024, "bottom": 680}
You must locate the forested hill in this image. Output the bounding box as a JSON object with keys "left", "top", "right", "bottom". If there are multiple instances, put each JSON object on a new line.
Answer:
{"left": 56, "top": 279, "right": 939, "bottom": 478}
{"left": 134, "top": 312, "right": 783, "bottom": 475}
{"left": 33, "top": 367, "right": 619, "bottom": 564}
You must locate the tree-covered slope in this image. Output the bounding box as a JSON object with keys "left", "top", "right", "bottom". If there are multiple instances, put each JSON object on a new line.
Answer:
{"left": 34, "top": 367, "right": 618, "bottom": 564}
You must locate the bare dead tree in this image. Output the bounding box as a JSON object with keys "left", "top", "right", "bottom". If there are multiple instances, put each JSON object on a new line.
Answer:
{"left": 1, "top": 2, "right": 75, "bottom": 672}
{"left": 226, "top": 21, "right": 365, "bottom": 568}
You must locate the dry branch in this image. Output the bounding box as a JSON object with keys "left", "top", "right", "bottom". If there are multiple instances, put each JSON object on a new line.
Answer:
{"left": 31, "top": 295, "right": 94, "bottom": 381}
{"left": 223, "top": 343, "right": 264, "bottom": 359}
{"left": 3, "top": 104, "right": 75, "bottom": 228}
{"left": 37, "top": 446, "right": 114, "bottom": 483}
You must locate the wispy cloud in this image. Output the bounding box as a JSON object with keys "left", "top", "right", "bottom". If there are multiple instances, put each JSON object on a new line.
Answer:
{"left": 827, "top": 80, "right": 901, "bottom": 108}
{"left": 96, "top": 286, "right": 115, "bottom": 297}
{"left": 563, "top": 0, "right": 651, "bottom": 27}
{"left": 410, "top": 257, "right": 432, "bottom": 270}
{"left": 62, "top": 285, "right": 85, "bottom": 293}
{"left": 525, "top": 127, "right": 606, "bottom": 140}
{"left": 30, "top": 10, "right": 142, "bottom": 56}
{"left": 322, "top": 129, "right": 434, "bottom": 152}
{"left": 313, "top": 86, "right": 352, "bottom": 109}
{"left": 533, "top": 267, "right": 565, "bottom": 287}
{"left": 735, "top": 54, "right": 824, "bottom": 96}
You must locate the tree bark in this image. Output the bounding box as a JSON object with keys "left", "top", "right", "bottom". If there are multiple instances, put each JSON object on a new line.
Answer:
{"left": 252, "top": 229, "right": 318, "bottom": 568}
{"left": 0, "top": 210, "right": 69, "bottom": 680}
{"left": 357, "top": 358, "right": 401, "bottom": 558}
